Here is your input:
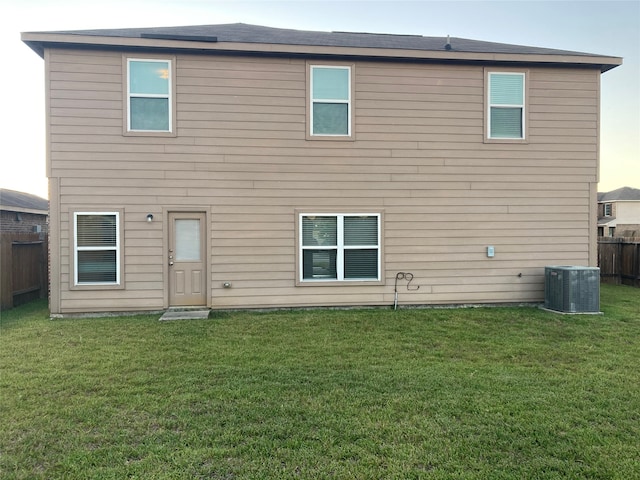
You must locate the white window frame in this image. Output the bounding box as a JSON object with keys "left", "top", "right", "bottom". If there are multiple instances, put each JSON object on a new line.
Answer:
{"left": 487, "top": 71, "right": 526, "bottom": 140}
{"left": 310, "top": 65, "right": 352, "bottom": 137}
{"left": 299, "top": 213, "right": 380, "bottom": 283}
{"left": 74, "top": 212, "right": 120, "bottom": 286}
{"left": 127, "top": 58, "right": 173, "bottom": 133}
{"left": 604, "top": 203, "right": 612, "bottom": 217}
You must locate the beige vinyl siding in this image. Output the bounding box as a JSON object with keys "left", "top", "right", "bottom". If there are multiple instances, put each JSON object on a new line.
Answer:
{"left": 46, "top": 48, "right": 600, "bottom": 313}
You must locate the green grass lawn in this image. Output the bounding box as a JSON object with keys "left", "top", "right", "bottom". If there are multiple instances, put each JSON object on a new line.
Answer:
{"left": 1, "top": 285, "right": 639, "bottom": 479}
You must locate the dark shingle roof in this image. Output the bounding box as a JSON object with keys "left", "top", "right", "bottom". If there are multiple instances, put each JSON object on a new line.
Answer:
{"left": 33, "top": 23, "right": 606, "bottom": 57}
{"left": 598, "top": 186, "right": 640, "bottom": 202}
{"left": 0, "top": 189, "right": 48, "bottom": 213}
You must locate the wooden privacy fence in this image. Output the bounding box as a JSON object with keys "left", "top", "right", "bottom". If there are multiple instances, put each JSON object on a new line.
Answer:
{"left": 598, "top": 237, "right": 640, "bottom": 287}
{"left": 0, "top": 233, "right": 49, "bottom": 310}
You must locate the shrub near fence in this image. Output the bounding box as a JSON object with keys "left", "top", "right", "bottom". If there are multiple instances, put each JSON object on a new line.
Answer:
{"left": 0, "top": 233, "right": 49, "bottom": 310}
{"left": 598, "top": 237, "right": 640, "bottom": 287}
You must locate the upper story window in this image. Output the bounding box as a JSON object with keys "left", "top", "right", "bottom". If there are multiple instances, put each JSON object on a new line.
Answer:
{"left": 487, "top": 72, "right": 526, "bottom": 140}
{"left": 127, "top": 58, "right": 173, "bottom": 133}
{"left": 604, "top": 203, "right": 612, "bottom": 216}
{"left": 299, "top": 213, "right": 380, "bottom": 283}
{"left": 310, "top": 65, "right": 352, "bottom": 137}
{"left": 74, "top": 212, "right": 120, "bottom": 286}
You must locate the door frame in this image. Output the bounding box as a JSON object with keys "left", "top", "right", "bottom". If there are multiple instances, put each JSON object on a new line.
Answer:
{"left": 162, "top": 207, "right": 211, "bottom": 309}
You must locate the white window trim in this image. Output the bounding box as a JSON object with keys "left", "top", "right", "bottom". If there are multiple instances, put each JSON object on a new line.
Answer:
{"left": 74, "top": 212, "right": 121, "bottom": 286}
{"left": 604, "top": 203, "right": 612, "bottom": 217}
{"left": 299, "top": 213, "right": 380, "bottom": 283}
{"left": 310, "top": 65, "right": 352, "bottom": 137}
{"left": 487, "top": 71, "right": 526, "bottom": 140}
{"left": 127, "top": 58, "right": 173, "bottom": 133}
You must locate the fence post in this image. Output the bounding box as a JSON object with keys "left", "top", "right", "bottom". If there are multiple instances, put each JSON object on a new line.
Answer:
{"left": 617, "top": 239, "right": 623, "bottom": 285}
{"left": 0, "top": 234, "right": 13, "bottom": 309}
{"left": 635, "top": 242, "right": 640, "bottom": 287}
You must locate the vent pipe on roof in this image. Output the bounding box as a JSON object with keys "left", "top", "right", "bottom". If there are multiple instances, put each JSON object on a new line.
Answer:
{"left": 445, "top": 35, "right": 452, "bottom": 50}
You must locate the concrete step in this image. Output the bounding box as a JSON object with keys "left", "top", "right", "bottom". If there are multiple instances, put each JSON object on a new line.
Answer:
{"left": 159, "top": 308, "right": 210, "bottom": 321}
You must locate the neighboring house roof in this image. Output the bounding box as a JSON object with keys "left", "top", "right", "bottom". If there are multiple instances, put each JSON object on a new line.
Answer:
{"left": 22, "top": 23, "right": 622, "bottom": 72}
{"left": 597, "top": 186, "right": 640, "bottom": 227}
{"left": 0, "top": 189, "right": 48, "bottom": 215}
{"left": 597, "top": 217, "right": 616, "bottom": 227}
{"left": 597, "top": 186, "right": 640, "bottom": 202}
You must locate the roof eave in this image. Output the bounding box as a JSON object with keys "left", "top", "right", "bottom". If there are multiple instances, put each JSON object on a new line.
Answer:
{"left": 599, "top": 199, "right": 640, "bottom": 203}
{"left": 21, "top": 32, "right": 623, "bottom": 72}
{"left": 0, "top": 205, "right": 48, "bottom": 215}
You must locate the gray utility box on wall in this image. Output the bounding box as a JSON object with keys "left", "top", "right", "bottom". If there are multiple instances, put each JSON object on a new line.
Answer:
{"left": 544, "top": 266, "right": 600, "bottom": 313}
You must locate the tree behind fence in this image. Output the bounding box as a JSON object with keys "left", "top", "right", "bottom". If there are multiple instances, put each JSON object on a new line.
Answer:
{"left": 0, "top": 232, "right": 49, "bottom": 310}
{"left": 598, "top": 237, "right": 640, "bottom": 287}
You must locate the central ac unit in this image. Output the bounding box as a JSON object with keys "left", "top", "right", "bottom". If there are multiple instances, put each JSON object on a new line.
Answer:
{"left": 544, "top": 266, "right": 600, "bottom": 313}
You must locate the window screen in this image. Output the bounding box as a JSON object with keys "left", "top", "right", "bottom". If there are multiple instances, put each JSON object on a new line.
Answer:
{"left": 489, "top": 73, "right": 524, "bottom": 139}
{"left": 128, "top": 59, "right": 171, "bottom": 132}
{"left": 311, "top": 66, "right": 351, "bottom": 136}
{"left": 75, "top": 213, "right": 119, "bottom": 285}
{"left": 301, "top": 214, "right": 379, "bottom": 281}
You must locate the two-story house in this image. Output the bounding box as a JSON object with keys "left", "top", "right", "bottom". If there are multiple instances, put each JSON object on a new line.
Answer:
{"left": 598, "top": 186, "right": 640, "bottom": 237}
{"left": 22, "top": 23, "right": 621, "bottom": 315}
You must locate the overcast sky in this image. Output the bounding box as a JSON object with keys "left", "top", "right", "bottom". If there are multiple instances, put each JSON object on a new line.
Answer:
{"left": 2, "top": 0, "right": 638, "bottom": 199}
